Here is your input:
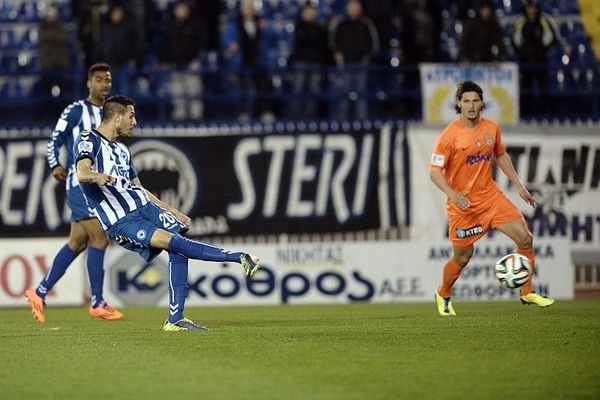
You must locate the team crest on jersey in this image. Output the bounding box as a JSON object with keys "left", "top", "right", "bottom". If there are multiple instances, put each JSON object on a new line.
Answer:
{"left": 78, "top": 140, "right": 93, "bottom": 154}
{"left": 136, "top": 229, "right": 147, "bottom": 240}
{"left": 486, "top": 136, "right": 493, "bottom": 145}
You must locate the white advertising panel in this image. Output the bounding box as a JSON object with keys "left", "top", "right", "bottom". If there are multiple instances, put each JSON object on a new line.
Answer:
{"left": 0, "top": 238, "right": 85, "bottom": 307}
{"left": 100, "top": 238, "right": 572, "bottom": 307}
{"left": 410, "top": 129, "right": 600, "bottom": 252}
{"left": 419, "top": 63, "right": 519, "bottom": 125}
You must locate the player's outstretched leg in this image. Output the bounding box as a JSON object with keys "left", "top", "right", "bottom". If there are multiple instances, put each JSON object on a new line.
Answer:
{"left": 168, "top": 234, "right": 260, "bottom": 277}
{"left": 161, "top": 252, "right": 208, "bottom": 332}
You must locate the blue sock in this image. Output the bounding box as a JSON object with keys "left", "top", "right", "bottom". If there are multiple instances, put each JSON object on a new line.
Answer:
{"left": 87, "top": 247, "right": 106, "bottom": 308}
{"left": 168, "top": 252, "right": 189, "bottom": 323}
{"left": 37, "top": 244, "right": 78, "bottom": 299}
{"left": 168, "top": 235, "right": 244, "bottom": 263}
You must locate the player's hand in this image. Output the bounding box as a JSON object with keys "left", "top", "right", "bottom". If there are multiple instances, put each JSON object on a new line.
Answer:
{"left": 518, "top": 186, "right": 538, "bottom": 207}
{"left": 52, "top": 165, "right": 67, "bottom": 181}
{"left": 96, "top": 174, "right": 115, "bottom": 185}
{"left": 176, "top": 212, "right": 192, "bottom": 229}
{"left": 450, "top": 191, "right": 470, "bottom": 211}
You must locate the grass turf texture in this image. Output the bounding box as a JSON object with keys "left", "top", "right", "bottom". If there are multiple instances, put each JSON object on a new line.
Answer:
{"left": 1, "top": 300, "right": 599, "bottom": 400}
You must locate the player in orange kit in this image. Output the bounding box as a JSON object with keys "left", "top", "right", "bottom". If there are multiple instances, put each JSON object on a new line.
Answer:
{"left": 429, "top": 80, "right": 554, "bottom": 316}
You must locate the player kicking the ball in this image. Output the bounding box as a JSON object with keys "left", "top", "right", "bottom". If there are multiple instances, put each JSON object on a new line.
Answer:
{"left": 74, "top": 95, "right": 260, "bottom": 331}
{"left": 429, "top": 80, "right": 554, "bottom": 316}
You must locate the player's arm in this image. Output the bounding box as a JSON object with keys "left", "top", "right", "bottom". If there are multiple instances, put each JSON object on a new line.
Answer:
{"left": 76, "top": 158, "right": 115, "bottom": 185}
{"left": 131, "top": 177, "right": 191, "bottom": 228}
{"left": 47, "top": 103, "right": 82, "bottom": 181}
{"left": 430, "top": 135, "right": 470, "bottom": 210}
{"left": 429, "top": 170, "right": 470, "bottom": 211}
{"left": 74, "top": 131, "right": 115, "bottom": 185}
{"left": 495, "top": 152, "right": 537, "bottom": 207}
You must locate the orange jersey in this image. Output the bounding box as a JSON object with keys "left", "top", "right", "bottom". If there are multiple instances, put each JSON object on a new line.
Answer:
{"left": 430, "top": 116, "right": 506, "bottom": 210}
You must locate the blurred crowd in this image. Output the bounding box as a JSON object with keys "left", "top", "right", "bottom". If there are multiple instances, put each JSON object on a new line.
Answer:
{"left": 27, "top": 0, "right": 593, "bottom": 122}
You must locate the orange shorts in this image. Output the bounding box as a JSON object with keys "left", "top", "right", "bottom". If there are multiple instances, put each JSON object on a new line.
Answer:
{"left": 447, "top": 192, "right": 524, "bottom": 247}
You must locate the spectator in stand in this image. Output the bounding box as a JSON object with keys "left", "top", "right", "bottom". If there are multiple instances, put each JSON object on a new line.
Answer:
{"left": 512, "top": 0, "right": 557, "bottom": 118}
{"left": 72, "top": 0, "right": 111, "bottom": 70}
{"left": 159, "top": 1, "right": 206, "bottom": 121}
{"left": 193, "top": 0, "right": 223, "bottom": 53}
{"left": 97, "top": 5, "right": 140, "bottom": 94}
{"left": 37, "top": 5, "right": 71, "bottom": 121}
{"left": 458, "top": 1, "right": 504, "bottom": 64}
{"left": 330, "top": 0, "right": 379, "bottom": 120}
{"left": 399, "top": 0, "right": 442, "bottom": 63}
{"left": 221, "top": 0, "right": 278, "bottom": 121}
{"left": 289, "top": 3, "right": 330, "bottom": 120}
{"left": 359, "top": 0, "right": 399, "bottom": 52}
{"left": 399, "top": 0, "right": 441, "bottom": 116}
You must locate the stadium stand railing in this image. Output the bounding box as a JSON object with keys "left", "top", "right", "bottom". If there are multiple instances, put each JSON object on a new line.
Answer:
{"left": 0, "top": 0, "right": 599, "bottom": 125}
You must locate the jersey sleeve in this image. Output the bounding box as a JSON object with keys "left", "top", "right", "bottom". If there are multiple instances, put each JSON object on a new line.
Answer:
{"left": 429, "top": 131, "right": 452, "bottom": 172}
{"left": 46, "top": 102, "right": 82, "bottom": 169}
{"left": 74, "top": 130, "right": 100, "bottom": 165}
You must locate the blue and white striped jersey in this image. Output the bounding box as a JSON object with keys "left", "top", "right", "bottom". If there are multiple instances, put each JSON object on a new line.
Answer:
{"left": 74, "top": 129, "right": 150, "bottom": 230}
{"left": 46, "top": 100, "right": 102, "bottom": 190}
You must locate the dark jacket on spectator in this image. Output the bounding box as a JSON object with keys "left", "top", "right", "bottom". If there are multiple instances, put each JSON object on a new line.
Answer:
{"left": 39, "top": 19, "right": 70, "bottom": 69}
{"left": 332, "top": 17, "right": 379, "bottom": 63}
{"left": 292, "top": 18, "right": 329, "bottom": 64}
{"left": 458, "top": 12, "right": 504, "bottom": 62}
{"left": 159, "top": 13, "right": 205, "bottom": 68}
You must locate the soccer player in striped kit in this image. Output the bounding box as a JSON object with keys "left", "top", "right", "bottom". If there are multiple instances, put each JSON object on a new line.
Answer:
{"left": 26, "top": 63, "right": 123, "bottom": 323}
{"left": 74, "top": 95, "right": 260, "bottom": 331}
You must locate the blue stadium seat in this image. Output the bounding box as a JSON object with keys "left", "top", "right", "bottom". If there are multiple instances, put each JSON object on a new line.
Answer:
{"left": 17, "top": 1, "right": 42, "bottom": 22}
{"left": 0, "top": 0, "right": 17, "bottom": 22}
{"left": 557, "top": 0, "right": 580, "bottom": 14}
{"left": 21, "top": 26, "right": 38, "bottom": 48}
{"left": 0, "top": 27, "right": 16, "bottom": 47}
{"left": 0, "top": 78, "right": 24, "bottom": 97}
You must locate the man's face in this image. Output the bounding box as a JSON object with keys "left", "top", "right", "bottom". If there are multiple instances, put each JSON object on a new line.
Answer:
{"left": 459, "top": 91, "right": 483, "bottom": 121}
{"left": 88, "top": 71, "right": 112, "bottom": 100}
{"left": 116, "top": 105, "right": 137, "bottom": 138}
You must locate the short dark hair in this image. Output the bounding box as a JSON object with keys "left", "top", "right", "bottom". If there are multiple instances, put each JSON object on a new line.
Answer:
{"left": 88, "top": 63, "right": 111, "bottom": 79}
{"left": 102, "top": 95, "right": 135, "bottom": 121}
{"left": 454, "top": 80, "right": 485, "bottom": 113}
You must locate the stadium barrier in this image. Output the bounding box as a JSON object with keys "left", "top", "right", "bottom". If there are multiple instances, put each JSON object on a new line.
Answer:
{"left": 0, "top": 236, "right": 572, "bottom": 308}
{"left": 1, "top": 121, "right": 598, "bottom": 306}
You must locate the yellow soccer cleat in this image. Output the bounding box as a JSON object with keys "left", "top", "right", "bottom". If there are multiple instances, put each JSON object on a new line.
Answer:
{"left": 435, "top": 291, "right": 456, "bottom": 316}
{"left": 241, "top": 254, "right": 260, "bottom": 278}
{"left": 520, "top": 292, "right": 555, "bottom": 308}
{"left": 162, "top": 318, "right": 208, "bottom": 332}
{"left": 25, "top": 288, "right": 46, "bottom": 323}
{"left": 89, "top": 301, "right": 124, "bottom": 320}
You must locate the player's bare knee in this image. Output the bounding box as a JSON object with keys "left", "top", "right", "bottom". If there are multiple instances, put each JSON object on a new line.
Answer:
{"left": 89, "top": 236, "right": 109, "bottom": 249}
{"left": 517, "top": 232, "right": 533, "bottom": 249}
{"left": 67, "top": 238, "right": 88, "bottom": 254}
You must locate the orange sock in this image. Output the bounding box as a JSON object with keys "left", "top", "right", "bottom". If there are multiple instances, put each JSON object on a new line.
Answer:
{"left": 517, "top": 247, "right": 535, "bottom": 295}
{"left": 438, "top": 258, "right": 463, "bottom": 298}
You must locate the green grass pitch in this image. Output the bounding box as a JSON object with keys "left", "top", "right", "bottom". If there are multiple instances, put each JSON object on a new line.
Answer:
{"left": 1, "top": 300, "right": 599, "bottom": 400}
